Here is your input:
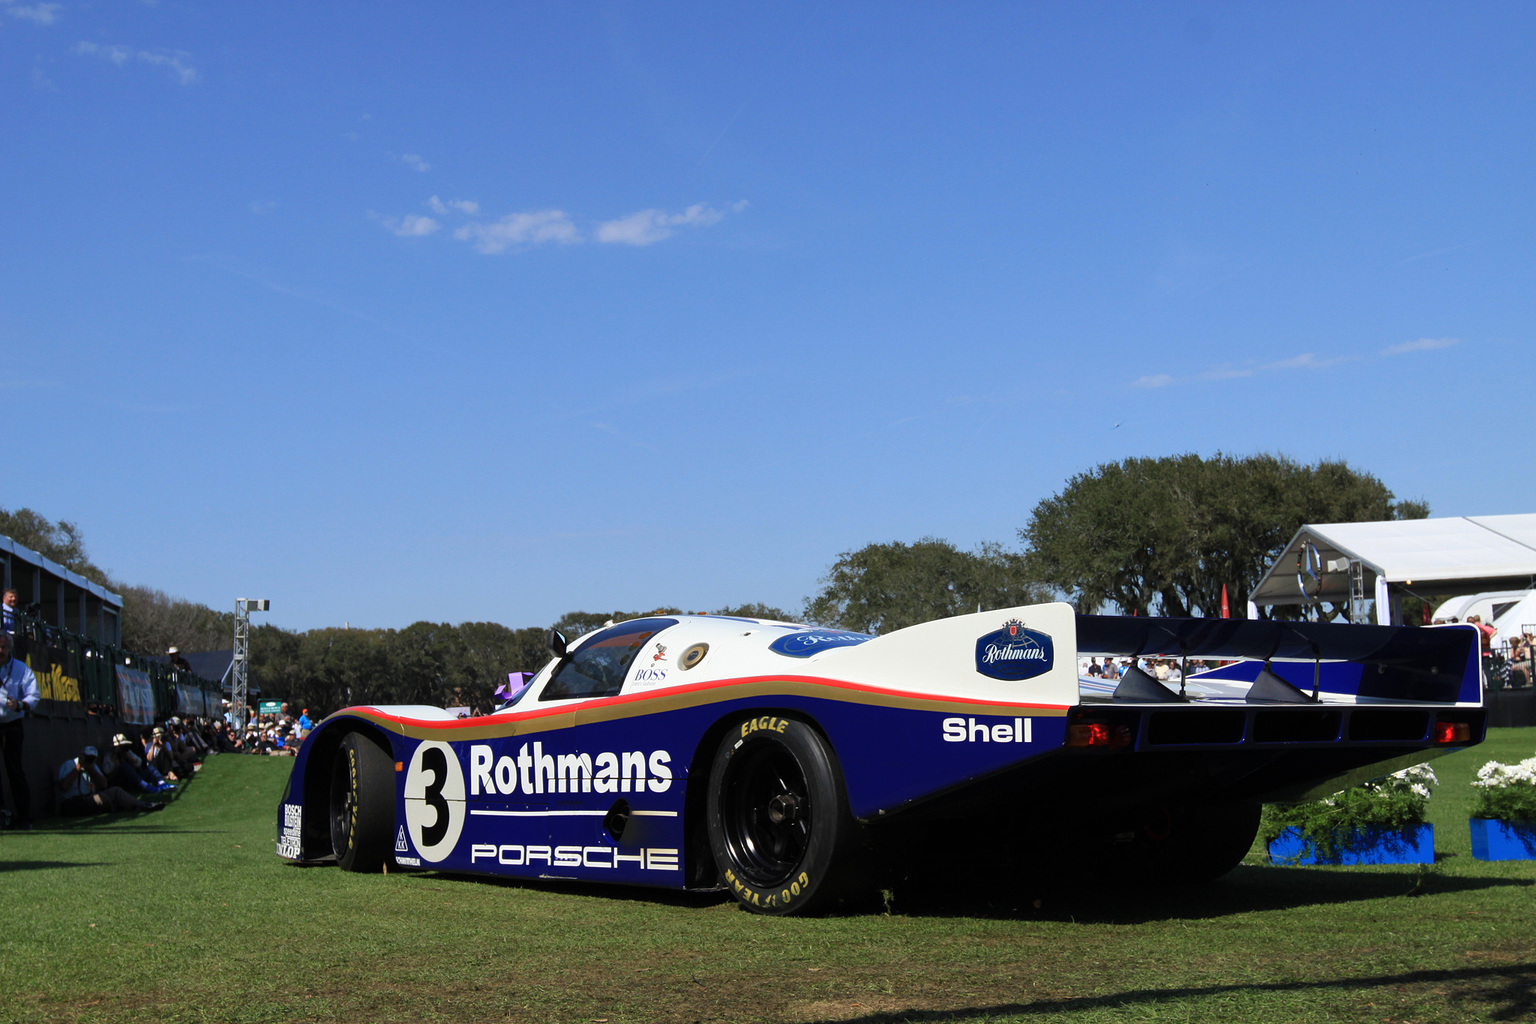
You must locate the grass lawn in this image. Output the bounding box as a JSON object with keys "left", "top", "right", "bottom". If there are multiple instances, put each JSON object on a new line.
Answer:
{"left": 1, "top": 730, "right": 1533, "bottom": 1024}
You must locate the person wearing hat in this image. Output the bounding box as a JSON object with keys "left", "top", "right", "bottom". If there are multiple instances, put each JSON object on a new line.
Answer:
{"left": 57, "top": 744, "right": 162, "bottom": 815}
{"left": 103, "top": 733, "right": 174, "bottom": 794}
{"left": 0, "top": 631, "right": 40, "bottom": 829}
{"left": 143, "top": 726, "right": 178, "bottom": 782}
{"left": 167, "top": 647, "right": 191, "bottom": 673}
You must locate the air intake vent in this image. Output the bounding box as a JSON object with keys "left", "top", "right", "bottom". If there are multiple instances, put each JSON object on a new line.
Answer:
{"left": 1348, "top": 709, "right": 1431, "bottom": 742}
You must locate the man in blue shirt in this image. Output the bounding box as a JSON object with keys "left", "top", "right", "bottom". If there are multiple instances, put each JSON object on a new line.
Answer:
{"left": 0, "top": 631, "right": 41, "bottom": 829}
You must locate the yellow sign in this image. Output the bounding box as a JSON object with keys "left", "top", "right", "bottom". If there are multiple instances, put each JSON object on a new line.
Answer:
{"left": 32, "top": 658, "right": 82, "bottom": 704}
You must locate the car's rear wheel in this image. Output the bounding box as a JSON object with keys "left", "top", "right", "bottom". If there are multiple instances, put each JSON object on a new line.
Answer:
{"left": 706, "top": 716, "right": 862, "bottom": 915}
{"left": 1165, "top": 799, "right": 1262, "bottom": 881}
{"left": 1092, "top": 798, "right": 1262, "bottom": 883}
{"left": 330, "top": 732, "right": 394, "bottom": 872}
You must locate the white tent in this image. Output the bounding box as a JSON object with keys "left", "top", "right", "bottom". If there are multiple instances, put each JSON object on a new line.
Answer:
{"left": 1248, "top": 514, "right": 1536, "bottom": 625}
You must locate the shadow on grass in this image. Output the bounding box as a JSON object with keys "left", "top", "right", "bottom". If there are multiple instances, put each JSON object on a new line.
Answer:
{"left": 363, "top": 860, "right": 1532, "bottom": 924}
{"left": 413, "top": 868, "right": 734, "bottom": 912}
{"left": 801, "top": 961, "right": 1536, "bottom": 1024}
{"left": 24, "top": 762, "right": 210, "bottom": 834}
{"left": 888, "top": 862, "right": 1535, "bottom": 923}
{"left": 0, "top": 859, "right": 109, "bottom": 872}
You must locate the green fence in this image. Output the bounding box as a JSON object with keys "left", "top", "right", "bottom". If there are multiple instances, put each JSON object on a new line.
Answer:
{"left": 9, "top": 612, "right": 222, "bottom": 722}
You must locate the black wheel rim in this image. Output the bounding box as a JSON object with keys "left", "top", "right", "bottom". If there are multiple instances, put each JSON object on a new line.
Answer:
{"left": 720, "top": 742, "right": 811, "bottom": 887}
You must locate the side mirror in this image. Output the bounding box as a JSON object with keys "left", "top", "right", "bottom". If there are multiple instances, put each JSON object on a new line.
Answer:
{"left": 545, "top": 628, "right": 568, "bottom": 659}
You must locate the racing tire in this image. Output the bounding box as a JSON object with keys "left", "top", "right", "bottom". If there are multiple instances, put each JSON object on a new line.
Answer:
{"left": 1115, "top": 799, "right": 1262, "bottom": 883}
{"left": 1175, "top": 799, "right": 1263, "bottom": 881}
{"left": 330, "top": 732, "right": 394, "bottom": 872}
{"left": 706, "top": 716, "right": 863, "bottom": 915}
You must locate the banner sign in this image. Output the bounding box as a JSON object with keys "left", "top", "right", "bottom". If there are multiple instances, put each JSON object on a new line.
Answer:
{"left": 258, "top": 700, "right": 284, "bottom": 716}
{"left": 116, "top": 666, "right": 155, "bottom": 726}
{"left": 176, "top": 682, "right": 207, "bottom": 717}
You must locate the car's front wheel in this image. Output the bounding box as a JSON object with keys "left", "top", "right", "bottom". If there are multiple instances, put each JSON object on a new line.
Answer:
{"left": 330, "top": 732, "right": 394, "bottom": 872}
{"left": 706, "top": 716, "right": 862, "bottom": 915}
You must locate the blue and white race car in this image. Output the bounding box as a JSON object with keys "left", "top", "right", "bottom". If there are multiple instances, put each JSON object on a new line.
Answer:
{"left": 276, "top": 604, "right": 1485, "bottom": 914}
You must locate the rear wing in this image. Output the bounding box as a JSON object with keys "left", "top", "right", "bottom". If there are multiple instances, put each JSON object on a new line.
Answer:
{"left": 1077, "top": 615, "right": 1483, "bottom": 706}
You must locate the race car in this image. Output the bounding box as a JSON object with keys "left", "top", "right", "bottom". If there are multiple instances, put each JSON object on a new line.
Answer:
{"left": 276, "top": 603, "right": 1485, "bottom": 914}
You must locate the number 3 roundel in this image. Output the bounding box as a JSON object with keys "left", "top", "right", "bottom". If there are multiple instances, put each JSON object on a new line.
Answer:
{"left": 403, "top": 740, "right": 466, "bottom": 862}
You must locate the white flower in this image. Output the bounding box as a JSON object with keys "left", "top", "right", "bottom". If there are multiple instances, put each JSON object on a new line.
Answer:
{"left": 1472, "top": 756, "right": 1536, "bottom": 790}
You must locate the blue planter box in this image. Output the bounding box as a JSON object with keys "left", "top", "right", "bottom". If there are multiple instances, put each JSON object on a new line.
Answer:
{"left": 1268, "top": 824, "right": 1434, "bottom": 865}
{"left": 1469, "top": 818, "right": 1536, "bottom": 861}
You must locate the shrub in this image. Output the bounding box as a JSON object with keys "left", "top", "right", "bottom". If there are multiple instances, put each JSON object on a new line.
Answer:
{"left": 1469, "top": 756, "right": 1536, "bottom": 822}
{"left": 1261, "top": 764, "right": 1437, "bottom": 863}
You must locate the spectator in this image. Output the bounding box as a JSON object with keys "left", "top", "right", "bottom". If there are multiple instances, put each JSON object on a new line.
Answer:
{"left": 1509, "top": 633, "right": 1533, "bottom": 689}
{"left": 167, "top": 646, "right": 192, "bottom": 673}
{"left": 103, "top": 733, "right": 174, "bottom": 794}
{"left": 57, "top": 745, "right": 163, "bottom": 815}
{"left": 1, "top": 589, "right": 17, "bottom": 634}
{"left": 0, "top": 631, "right": 40, "bottom": 829}
{"left": 1468, "top": 615, "right": 1499, "bottom": 685}
{"left": 297, "top": 708, "right": 313, "bottom": 739}
{"left": 144, "top": 726, "right": 179, "bottom": 782}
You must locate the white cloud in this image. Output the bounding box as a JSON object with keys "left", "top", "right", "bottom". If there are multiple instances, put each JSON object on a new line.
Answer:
{"left": 392, "top": 214, "right": 440, "bottom": 237}
{"left": 1381, "top": 337, "right": 1460, "bottom": 356}
{"left": 427, "top": 195, "right": 478, "bottom": 216}
{"left": 1132, "top": 373, "right": 1176, "bottom": 389}
{"left": 596, "top": 202, "right": 733, "bottom": 246}
{"left": 401, "top": 153, "right": 431, "bottom": 173}
{"left": 249, "top": 199, "right": 278, "bottom": 216}
{"left": 1197, "top": 365, "right": 1256, "bottom": 381}
{"left": 1260, "top": 352, "right": 1347, "bottom": 371}
{"left": 4, "top": 2, "right": 62, "bottom": 25}
{"left": 453, "top": 210, "right": 579, "bottom": 254}
{"left": 76, "top": 40, "right": 129, "bottom": 64}
{"left": 74, "top": 41, "right": 197, "bottom": 84}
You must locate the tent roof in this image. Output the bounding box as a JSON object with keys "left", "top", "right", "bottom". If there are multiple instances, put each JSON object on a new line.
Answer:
{"left": 1251, "top": 514, "right": 1536, "bottom": 605}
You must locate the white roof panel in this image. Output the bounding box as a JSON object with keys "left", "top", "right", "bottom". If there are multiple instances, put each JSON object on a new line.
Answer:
{"left": 1252, "top": 514, "right": 1536, "bottom": 604}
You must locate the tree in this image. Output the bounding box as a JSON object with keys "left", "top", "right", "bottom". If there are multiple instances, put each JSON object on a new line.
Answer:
{"left": 1019, "top": 452, "right": 1429, "bottom": 616}
{"left": 712, "top": 603, "right": 794, "bottom": 621}
{"left": 804, "top": 538, "right": 1050, "bottom": 634}
{"left": 0, "top": 506, "right": 108, "bottom": 585}
{"left": 118, "top": 584, "right": 233, "bottom": 655}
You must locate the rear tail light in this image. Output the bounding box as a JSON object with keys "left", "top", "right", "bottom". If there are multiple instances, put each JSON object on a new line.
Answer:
{"left": 1433, "top": 719, "right": 1472, "bottom": 744}
{"left": 1067, "top": 721, "right": 1135, "bottom": 749}
{"left": 1068, "top": 722, "right": 1110, "bottom": 747}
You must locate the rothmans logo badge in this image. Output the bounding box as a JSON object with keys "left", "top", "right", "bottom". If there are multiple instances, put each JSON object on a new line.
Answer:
{"left": 974, "top": 618, "right": 1054, "bottom": 681}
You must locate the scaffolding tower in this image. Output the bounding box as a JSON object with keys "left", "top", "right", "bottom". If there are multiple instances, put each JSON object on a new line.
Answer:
{"left": 231, "top": 598, "right": 269, "bottom": 731}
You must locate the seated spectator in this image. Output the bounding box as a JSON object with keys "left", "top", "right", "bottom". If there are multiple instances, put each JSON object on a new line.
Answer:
{"left": 164, "top": 718, "right": 200, "bottom": 774}
{"left": 207, "top": 719, "right": 235, "bottom": 753}
{"left": 144, "top": 726, "right": 179, "bottom": 781}
{"left": 103, "top": 733, "right": 174, "bottom": 793}
{"left": 57, "top": 745, "right": 163, "bottom": 815}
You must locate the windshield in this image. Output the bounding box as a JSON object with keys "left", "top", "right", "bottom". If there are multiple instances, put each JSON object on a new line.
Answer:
{"left": 540, "top": 618, "right": 677, "bottom": 701}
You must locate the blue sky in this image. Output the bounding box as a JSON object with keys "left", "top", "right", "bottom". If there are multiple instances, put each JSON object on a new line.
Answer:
{"left": 2, "top": 2, "right": 1532, "bottom": 634}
